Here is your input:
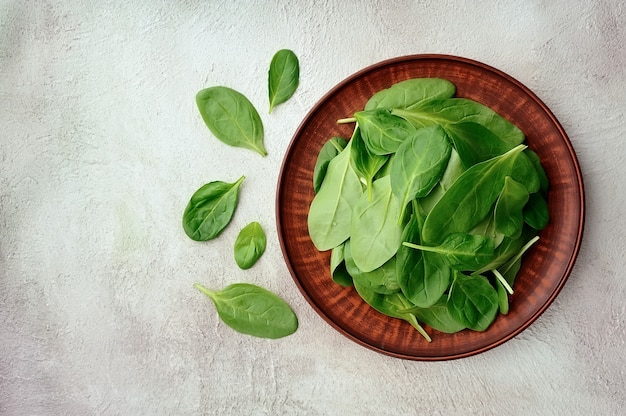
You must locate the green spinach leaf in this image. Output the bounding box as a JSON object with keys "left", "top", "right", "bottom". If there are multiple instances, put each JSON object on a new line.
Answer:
{"left": 421, "top": 144, "right": 526, "bottom": 244}
{"left": 446, "top": 272, "right": 499, "bottom": 331}
{"left": 183, "top": 176, "right": 245, "bottom": 241}
{"left": 349, "top": 126, "right": 388, "bottom": 199}
{"left": 390, "top": 124, "right": 451, "bottom": 221}
{"left": 345, "top": 240, "right": 400, "bottom": 294}
{"left": 350, "top": 176, "right": 402, "bottom": 272}
{"left": 196, "top": 86, "right": 267, "bottom": 156}
{"left": 330, "top": 243, "right": 353, "bottom": 287}
{"left": 443, "top": 121, "right": 518, "bottom": 168}
{"left": 406, "top": 297, "right": 467, "bottom": 334}
{"left": 354, "top": 109, "right": 417, "bottom": 155}
{"left": 308, "top": 141, "right": 363, "bottom": 251}
{"left": 268, "top": 49, "right": 299, "bottom": 113}
{"left": 404, "top": 233, "right": 495, "bottom": 271}
{"left": 524, "top": 193, "right": 550, "bottom": 230}
{"left": 233, "top": 221, "right": 266, "bottom": 269}
{"left": 313, "top": 136, "right": 348, "bottom": 193}
{"left": 194, "top": 283, "right": 298, "bottom": 339}
{"left": 494, "top": 176, "right": 530, "bottom": 238}
{"left": 364, "top": 78, "right": 456, "bottom": 110}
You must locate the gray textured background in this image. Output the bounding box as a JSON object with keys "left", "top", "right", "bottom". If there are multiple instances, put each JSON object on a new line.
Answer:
{"left": 1, "top": 1, "right": 625, "bottom": 415}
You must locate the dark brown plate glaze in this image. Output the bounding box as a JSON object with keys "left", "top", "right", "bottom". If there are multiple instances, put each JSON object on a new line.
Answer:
{"left": 276, "top": 54, "right": 584, "bottom": 360}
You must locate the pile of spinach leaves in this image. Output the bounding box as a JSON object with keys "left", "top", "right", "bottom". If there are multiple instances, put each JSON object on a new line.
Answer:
{"left": 308, "top": 78, "right": 549, "bottom": 341}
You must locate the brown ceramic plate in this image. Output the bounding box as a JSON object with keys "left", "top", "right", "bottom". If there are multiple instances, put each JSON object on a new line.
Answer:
{"left": 276, "top": 54, "right": 584, "bottom": 360}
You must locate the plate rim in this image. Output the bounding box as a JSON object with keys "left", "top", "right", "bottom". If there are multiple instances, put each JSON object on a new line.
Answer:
{"left": 276, "top": 53, "right": 585, "bottom": 360}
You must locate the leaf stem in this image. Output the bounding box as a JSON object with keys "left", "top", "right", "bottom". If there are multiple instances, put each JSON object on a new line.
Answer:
{"left": 337, "top": 117, "right": 357, "bottom": 124}
{"left": 492, "top": 269, "right": 514, "bottom": 295}
{"left": 194, "top": 283, "right": 216, "bottom": 300}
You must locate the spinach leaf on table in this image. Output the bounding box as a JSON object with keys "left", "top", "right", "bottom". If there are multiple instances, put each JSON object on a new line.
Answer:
{"left": 183, "top": 176, "right": 245, "bottom": 241}
{"left": 196, "top": 86, "right": 267, "bottom": 156}
{"left": 233, "top": 221, "right": 266, "bottom": 269}
{"left": 268, "top": 49, "right": 300, "bottom": 113}
{"left": 194, "top": 283, "right": 298, "bottom": 339}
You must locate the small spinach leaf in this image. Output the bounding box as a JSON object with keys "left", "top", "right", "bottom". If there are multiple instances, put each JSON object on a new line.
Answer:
{"left": 524, "top": 193, "right": 550, "bottom": 230}
{"left": 330, "top": 243, "right": 353, "bottom": 287}
{"left": 406, "top": 297, "right": 467, "bottom": 334}
{"left": 233, "top": 221, "right": 266, "bottom": 269}
{"left": 194, "top": 283, "right": 298, "bottom": 339}
{"left": 196, "top": 86, "right": 266, "bottom": 156}
{"left": 183, "top": 176, "right": 245, "bottom": 241}
{"left": 268, "top": 49, "right": 299, "bottom": 113}
{"left": 443, "top": 121, "right": 518, "bottom": 168}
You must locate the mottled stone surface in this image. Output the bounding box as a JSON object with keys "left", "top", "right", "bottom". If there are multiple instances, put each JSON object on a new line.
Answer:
{"left": 1, "top": 1, "right": 624, "bottom": 414}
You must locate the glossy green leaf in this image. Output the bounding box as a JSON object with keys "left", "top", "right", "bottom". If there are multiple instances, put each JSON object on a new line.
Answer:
{"left": 349, "top": 127, "right": 388, "bottom": 198}
{"left": 308, "top": 141, "right": 362, "bottom": 251}
{"left": 268, "top": 49, "right": 299, "bottom": 113}
{"left": 183, "top": 176, "right": 245, "bottom": 241}
{"left": 233, "top": 222, "right": 266, "bottom": 269}
{"left": 194, "top": 283, "right": 298, "bottom": 339}
{"left": 494, "top": 176, "right": 529, "bottom": 238}
{"left": 446, "top": 272, "right": 499, "bottom": 331}
{"left": 364, "top": 78, "right": 456, "bottom": 110}
{"left": 443, "top": 121, "right": 518, "bottom": 168}
{"left": 313, "top": 136, "right": 347, "bottom": 193}
{"left": 196, "top": 86, "right": 266, "bottom": 156}
{"left": 397, "top": 210, "right": 451, "bottom": 308}
{"left": 344, "top": 240, "right": 399, "bottom": 294}
{"left": 421, "top": 144, "right": 526, "bottom": 244}
{"left": 407, "top": 297, "right": 466, "bottom": 333}
{"left": 524, "top": 149, "right": 549, "bottom": 195}
{"left": 354, "top": 109, "right": 417, "bottom": 155}
{"left": 390, "top": 125, "right": 451, "bottom": 220}
{"left": 392, "top": 98, "right": 525, "bottom": 148}
{"left": 350, "top": 176, "right": 402, "bottom": 272}
{"left": 404, "top": 233, "right": 495, "bottom": 271}
{"left": 353, "top": 277, "right": 431, "bottom": 342}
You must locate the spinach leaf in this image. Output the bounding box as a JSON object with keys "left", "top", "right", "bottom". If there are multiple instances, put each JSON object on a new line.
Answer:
{"left": 407, "top": 297, "right": 467, "bottom": 334}
{"left": 196, "top": 86, "right": 267, "bottom": 156}
{"left": 313, "top": 136, "right": 347, "bottom": 193}
{"left": 495, "top": 278, "right": 510, "bottom": 315}
{"left": 364, "top": 78, "right": 456, "bottom": 110}
{"left": 183, "top": 176, "right": 245, "bottom": 241}
{"left": 390, "top": 125, "right": 451, "bottom": 221}
{"left": 472, "top": 228, "right": 534, "bottom": 275}
{"left": 524, "top": 193, "right": 550, "bottom": 230}
{"left": 233, "top": 221, "right": 266, "bottom": 269}
{"left": 392, "top": 98, "right": 525, "bottom": 148}
{"left": 470, "top": 212, "right": 505, "bottom": 248}
{"left": 494, "top": 176, "right": 530, "bottom": 238}
{"left": 353, "top": 277, "right": 431, "bottom": 342}
{"left": 268, "top": 49, "right": 299, "bottom": 113}
{"left": 524, "top": 149, "right": 549, "bottom": 195}
{"left": 194, "top": 283, "right": 298, "bottom": 339}
{"left": 308, "top": 140, "right": 362, "bottom": 251}
{"left": 349, "top": 126, "right": 388, "bottom": 199}
{"left": 404, "top": 233, "right": 495, "bottom": 271}
{"left": 330, "top": 243, "right": 353, "bottom": 287}
{"left": 354, "top": 109, "right": 417, "bottom": 155}
{"left": 397, "top": 210, "right": 451, "bottom": 308}
{"left": 443, "top": 122, "right": 518, "bottom": 168}
{"left": 421, "top": 144, "right": 526, "bottom": 244}
{"left": 446, "top": 272, "right": 499, "bottom": 331}
{"left": 350, "top": 175, "right": 402, "bottom": 272}
{"left": 345, "top": 240, "right": 400, "bottom": 294}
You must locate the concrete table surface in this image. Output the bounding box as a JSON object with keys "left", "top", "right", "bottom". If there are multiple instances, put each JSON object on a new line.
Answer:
{"left": 1, "top": 1, "right": 624, "bottom": 415}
